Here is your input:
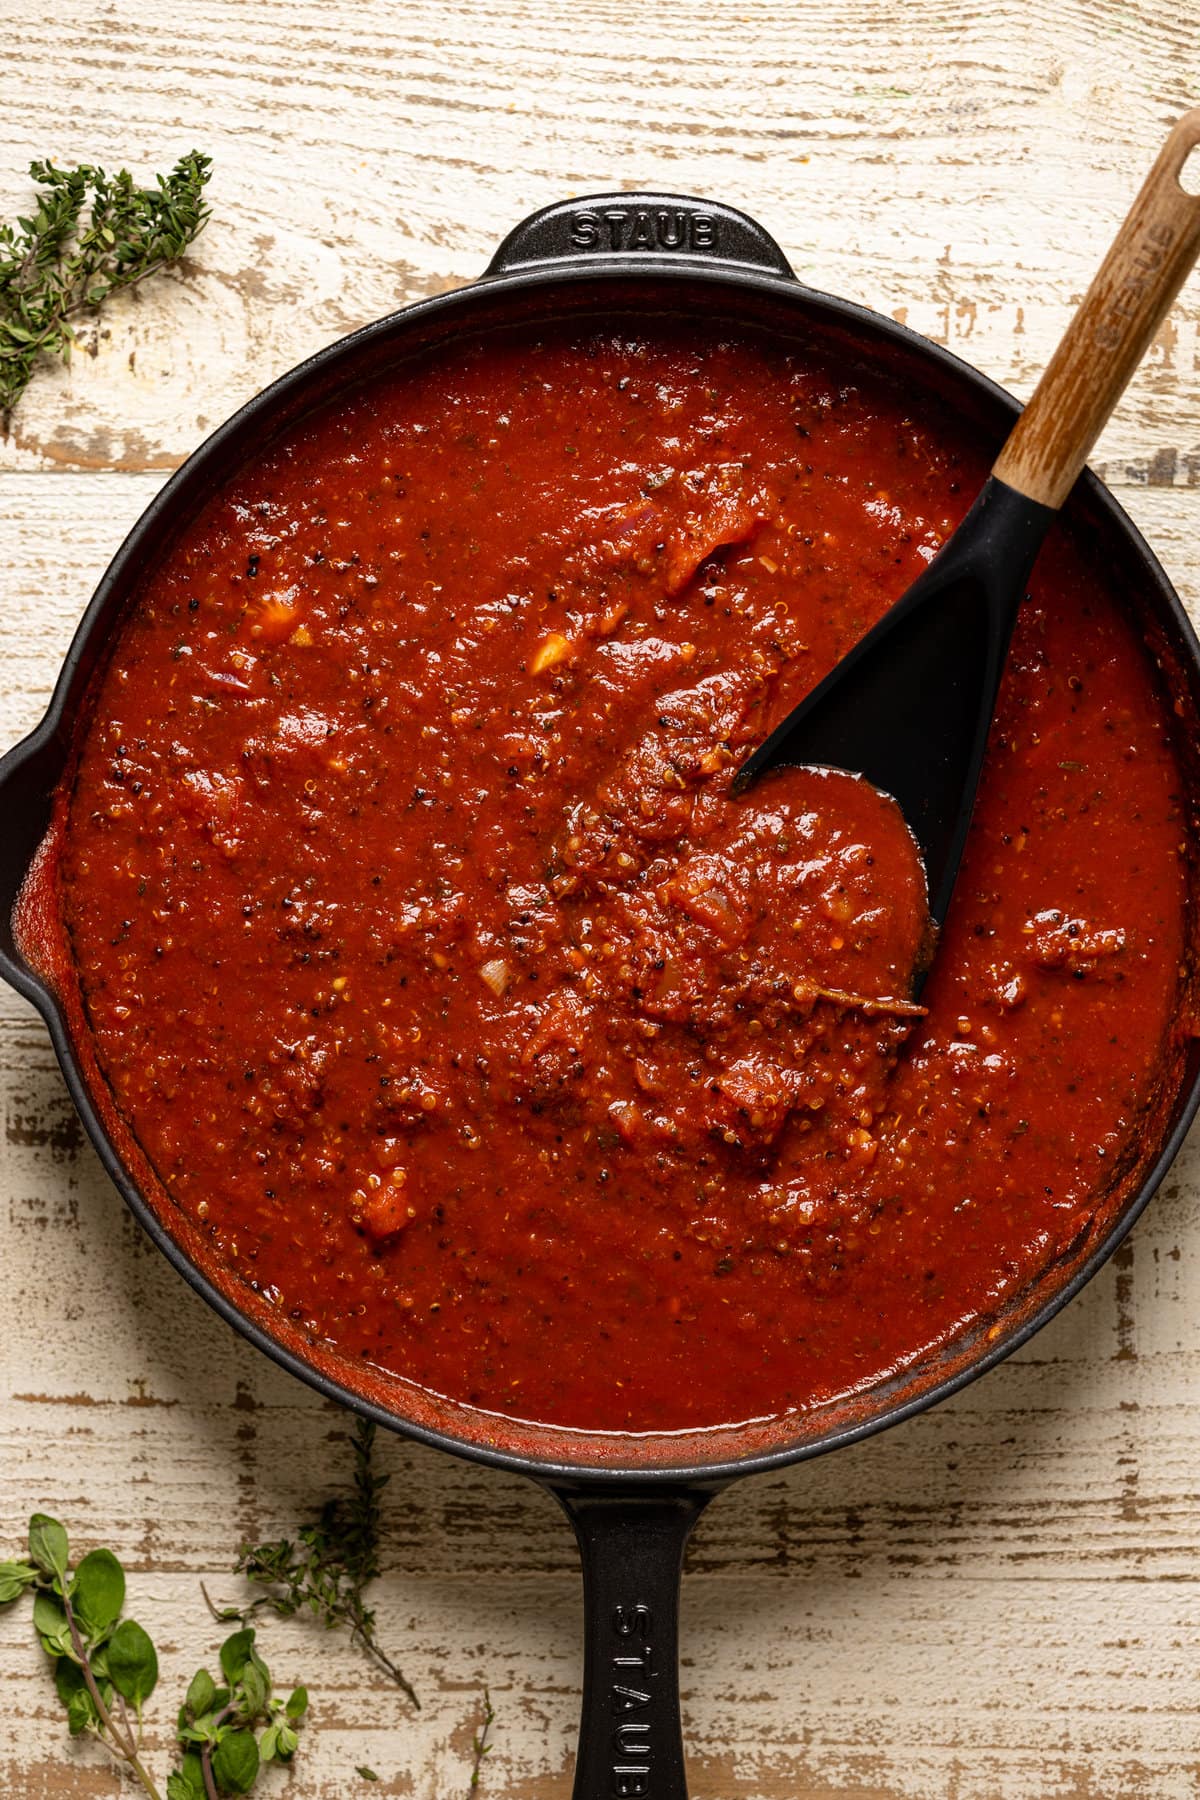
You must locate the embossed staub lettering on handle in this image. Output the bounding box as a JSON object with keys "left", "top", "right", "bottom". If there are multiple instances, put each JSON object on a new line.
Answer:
{"left": 610, "top": 1602, "right": 654, "bottom": 1797}
{"left": 991, "top": 108, "right": 1200, "bottom": 511}
{"left": 569, "top": 206, "right": 718, "bottom": 255}
{"left": 556, "top": 1489, "right": 712, "bottom": 1800}
{"left": 1094, "top": 219, "right": 1177, "bottom": 350}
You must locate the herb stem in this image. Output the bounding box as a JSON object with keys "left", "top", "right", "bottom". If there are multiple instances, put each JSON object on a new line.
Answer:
{"left": 200, "top": 1741, "right": 221, "bottom": 1800}
{"left": 349, "top": 1609, "right": 420, "bottom": 1710}
{"left": 225, "top": 1415, "right": 419, "bottom": 1710}
{"left": 116, "top": 1689, "right": 136, "bottom": 1744}
{"left": 0, "top": 252, "right": 187, "bottom": 365}
{"left": 61, "top": 1584, "right": 162, "bottom": 1800}
{"left": 468, "top": 1686, "right": 495, "bottom": 1791}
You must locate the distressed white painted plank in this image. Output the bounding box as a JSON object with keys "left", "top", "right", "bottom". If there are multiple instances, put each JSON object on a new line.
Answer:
{"left": 0, "top": 1, "right": 1197, "bottom": 478}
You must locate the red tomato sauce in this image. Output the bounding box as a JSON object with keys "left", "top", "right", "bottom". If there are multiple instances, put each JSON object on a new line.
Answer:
{"left": 43, "top": 322, "right": 1193, "bottom": 1436}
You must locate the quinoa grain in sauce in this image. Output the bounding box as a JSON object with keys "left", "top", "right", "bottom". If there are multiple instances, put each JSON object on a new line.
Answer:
{"left": 49, "top": 323, "right": 1191, "bottom": 1435}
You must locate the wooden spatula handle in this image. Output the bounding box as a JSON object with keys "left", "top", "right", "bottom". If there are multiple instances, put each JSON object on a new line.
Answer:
{"left": 993, "top": 109, "right": 1200, "bottom": 511}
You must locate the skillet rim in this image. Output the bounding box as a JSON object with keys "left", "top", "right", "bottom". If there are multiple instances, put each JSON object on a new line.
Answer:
{"left": 3, "top": 244, "right": 1199, "bottom": 1487}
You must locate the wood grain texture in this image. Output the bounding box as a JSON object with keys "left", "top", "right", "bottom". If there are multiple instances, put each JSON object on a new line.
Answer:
{"left": 994, "top": 108, "right": 1200, "bottom": 507}
{"left": 2, "top": 4, "right": 1200, "bottom": 1795}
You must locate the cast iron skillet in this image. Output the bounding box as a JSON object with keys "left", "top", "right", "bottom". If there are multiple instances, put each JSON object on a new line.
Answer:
{"left": 4, "top": 194, "right": 1200, "bottom": 1797}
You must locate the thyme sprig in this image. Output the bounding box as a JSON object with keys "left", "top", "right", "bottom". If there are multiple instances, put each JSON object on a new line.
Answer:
{"left": 208, "top": 1417, "right": 419, "bottom": 1709}
{"left": 0, "top": 151, "right": 212, "bottom": 430}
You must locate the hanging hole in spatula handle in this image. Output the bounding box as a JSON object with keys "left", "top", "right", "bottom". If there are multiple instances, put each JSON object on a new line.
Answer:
{"left": 1181, "top": 138, "right": 1200, "bottom": 197}
{"left": 993, "top": 108, "right": 1200, "bottom": 511}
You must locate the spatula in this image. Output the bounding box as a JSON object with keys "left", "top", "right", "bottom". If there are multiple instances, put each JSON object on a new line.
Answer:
{"left": 734, "top": 109, "right": 1200, "bottom": 944}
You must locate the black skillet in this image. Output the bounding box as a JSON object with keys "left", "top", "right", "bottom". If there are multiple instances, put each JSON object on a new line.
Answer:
{"left": 3, "top": 191, "right": 1200, "bottom": 1798}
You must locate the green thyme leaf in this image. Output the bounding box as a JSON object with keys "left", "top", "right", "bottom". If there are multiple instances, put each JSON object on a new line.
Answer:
{"left": 0, "top": 152, "right": 212, "bottom": 430}
{"left": 223, "top": 1417, "right": 418, "bottom": 1708}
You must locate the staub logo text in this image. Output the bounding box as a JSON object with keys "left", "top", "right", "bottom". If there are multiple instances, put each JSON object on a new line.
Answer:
{"left": 609, "top": 1602, "right": 654, "bottom": 1796}
{"left": 1094, "top": 219, "right": 1176, "bottom": 350}
{"left": 570, "top": 206, "right": 718, "bottom": 254}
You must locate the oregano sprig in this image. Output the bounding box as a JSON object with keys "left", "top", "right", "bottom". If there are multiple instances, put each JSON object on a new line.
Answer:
{"left": 1, "top": 1513, "right": 162, "bottom": 1794}
{"left": 0, "top": 151, "right": 212, "bottom": 430}
{"left": 1, "top": 1516, "right": 306, "bottom": 1798}
{"left": 208, "top": 1417, "right": 419, "bottom": 1709}
{"left": 168, "top": 1628, "right": 307, "bottom": 1800}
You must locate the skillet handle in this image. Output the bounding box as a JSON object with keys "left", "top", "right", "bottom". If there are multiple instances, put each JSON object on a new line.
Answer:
{"left": 484, "top": 192, "right": 795, "bottom": 280}
{"left": 551, "top": 1485, "right": 716, "bottom": 1800}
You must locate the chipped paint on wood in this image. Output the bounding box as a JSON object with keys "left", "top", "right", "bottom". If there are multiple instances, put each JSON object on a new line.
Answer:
{"left": 3, "top": 3, "right": 1200, "bottom": 1795}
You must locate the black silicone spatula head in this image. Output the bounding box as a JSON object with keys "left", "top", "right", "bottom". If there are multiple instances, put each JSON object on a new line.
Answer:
{"left": 734, "top": 478, "right": 1054, "bottom": 927}
{"left": 735, "top": 109, "right": 1200, "bottom": 947}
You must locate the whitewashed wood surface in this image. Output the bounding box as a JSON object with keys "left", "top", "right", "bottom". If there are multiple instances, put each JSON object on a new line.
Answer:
{"left": 3, "top": 3, "right": 1200, "bottom": 1795}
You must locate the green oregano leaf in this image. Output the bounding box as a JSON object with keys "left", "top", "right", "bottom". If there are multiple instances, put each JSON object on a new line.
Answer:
{"left": 32, "top": 1589, "right": 73, "bottom": 1658}
{"left": 28, "top": 1514, "right": 69, "bottom": 1581}
{"left": 71, "top": 1547, "right": 126, "bottom": 1636}
{"left": 167, "top": 1756, "right": 207, "bottom": 1800}
{"left": 8, "top": 1495, "right": 361, "bottom": 1799}
{"left": 211, "top": 1727, "right": 260, "bottom": 1794}
{"left": 185, "top": 1666, "right": 216, "bottom": 1717}
{"left": 239, "top": 1657, "right": 268, "bottom": 1718}
{"left": 106, "top": 1616, "right": 158, "bottom": 1707}
{"left": 218, "top": 1627, "right": 256, "bottom": 1686}
{"left": 54, "top": 1656, "right": 102, "bottom": 1736}
{"left": 65, "top": 1686, "right": 95, "bottom": 1736}
{"left": 54, "top": 1654, "right": 87, "bottom": 1705}
{"left": 0, "top": 1560, "right": 39, "bottom": 1604}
